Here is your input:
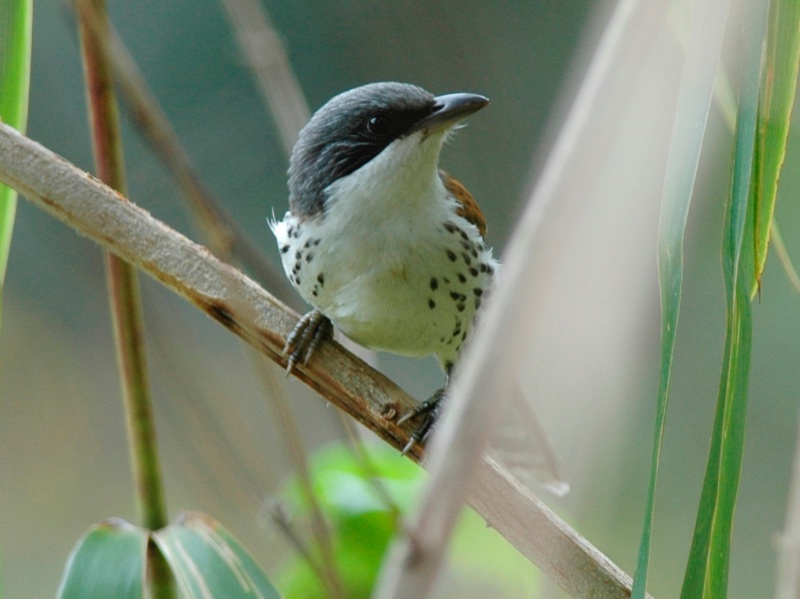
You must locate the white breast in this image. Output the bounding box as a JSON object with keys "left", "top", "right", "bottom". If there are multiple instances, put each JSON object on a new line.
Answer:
{"left": 272, "top": 132, "right": 497, "bottom": 369}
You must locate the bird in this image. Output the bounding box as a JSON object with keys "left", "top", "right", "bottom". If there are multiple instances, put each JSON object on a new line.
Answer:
{"left": 271, "top": 82, "right": 498, "bottom": 450}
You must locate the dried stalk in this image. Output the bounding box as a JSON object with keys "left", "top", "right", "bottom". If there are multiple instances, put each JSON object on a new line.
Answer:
{"left": 0, "top": 121, "right": 637, "bottom": 597}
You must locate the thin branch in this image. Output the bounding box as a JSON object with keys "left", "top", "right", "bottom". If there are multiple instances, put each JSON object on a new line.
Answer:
{"left": 76, "top": 1, "right": 173, "bottom": 597}
{"left": 250, "top": 351, "right": 345, "bottom": 599}
{"left": 0, "top": 121, "right": 638, "bottom": 598}
{"left": 266, "top": 501, "right": 331, "bottom": 587}
{"left": 76, "top": 3, "right": 297, "bottom": 306}
{"left": 219, "top": 0, "right": 310, "bottom": 155}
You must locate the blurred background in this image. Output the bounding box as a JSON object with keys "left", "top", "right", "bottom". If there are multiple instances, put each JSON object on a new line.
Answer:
{"left": 1, "top": 0, "right": 799, "bottom": 597}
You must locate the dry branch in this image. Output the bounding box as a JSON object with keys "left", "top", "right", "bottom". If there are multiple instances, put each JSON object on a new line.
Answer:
{"left": 0, "top": 121, "right": 637, "bottom": 598}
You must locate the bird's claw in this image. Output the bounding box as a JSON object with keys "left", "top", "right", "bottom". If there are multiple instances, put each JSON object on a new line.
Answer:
{"left": 284, "top": 310, "right": 333, "bottom": 375}
{"left": 398, "top": 388, "right": 446, "bottom": 454}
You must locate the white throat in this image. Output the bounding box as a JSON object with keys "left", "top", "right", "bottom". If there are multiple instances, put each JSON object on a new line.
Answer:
{"left": 322, "top": 131, "right": 452, "bottom": 240}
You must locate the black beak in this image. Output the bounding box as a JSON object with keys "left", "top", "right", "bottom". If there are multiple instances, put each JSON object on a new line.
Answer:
{"left": 413, "top": 93, "right": 489, "bottom": 133}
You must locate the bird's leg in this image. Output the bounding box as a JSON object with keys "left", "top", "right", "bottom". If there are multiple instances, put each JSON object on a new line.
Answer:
{"left": 398, "top": 368, "right": 452, "bottom": 453}
{"left": 284, "top": 309, "right": 333, "bottom": 374}
{"left": 398, "top": 388, "right": 446, "bottom": 453}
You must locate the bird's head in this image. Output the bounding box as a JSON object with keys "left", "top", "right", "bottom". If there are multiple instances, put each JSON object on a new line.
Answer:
{"left": 288, "top": 82, "right": 488, "bottom": 217}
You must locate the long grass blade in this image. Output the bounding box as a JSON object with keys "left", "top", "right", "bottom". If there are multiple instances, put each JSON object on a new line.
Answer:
{"left": 748, "top": 0, "right": 800, "bottom": 295}
{"left": 0, "top": 0, "right": 32, "bottom": 325}
{"left": 679, "top": 0, "right": 767, "bottom": 595}
{"left": 633, "top": 0, "right": 731, "bottom": 596}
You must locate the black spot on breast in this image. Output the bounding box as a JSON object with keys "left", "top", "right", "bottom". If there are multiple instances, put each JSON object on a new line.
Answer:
{"left": 281, "top": 245, "right": 290, "bottom": 254}
{"left": 457, "top": 273, "right": 467, "bottom": 283}
{"left": 469, "top": 267, "right": 479, "bottom": 277}
{"left": 428, "top": 298, "right": 436, "bottom": 309}
{"left": 430, "top": 277, "right": 438, "bottom": 290}
{"left": 461, "top": 253, "right": 472, "bottom": 266}
{"left": 304, "top": 240, "right": 312, "bottom": 248}
{"left": 446, "top": 249, "right": 457, "bottom": 261}
{"left": 305, "top": 253, "right": 313, "bottom": 263}
{"left": 317, "top": 273, "right": 325, "bottom": 286}
{"left": 473, "top": 288, "right": 483, "bottom": 296}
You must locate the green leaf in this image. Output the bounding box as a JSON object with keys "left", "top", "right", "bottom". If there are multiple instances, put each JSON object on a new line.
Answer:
{"left": 679, "top": 0, "right": 765, "bottom": 595}
{"left": 0, "top": 0, "right": 32, "bottom": 325}
{"left": 748, "top": 0, "right": 800, "bottom": 295}
{"left": 57, "top": 518, "right": 148, "bottom": 599}
{"left": 153, "top": 511, "right": 282, "bottom": 599}
{"left": 681, "top": 283, "right": 752, "bottom": 598}
{"left": 632, "top": 1, "right": 732, "bottom": 596}
{"left": 277, "top": 443, "right": 419, "bottom": 598}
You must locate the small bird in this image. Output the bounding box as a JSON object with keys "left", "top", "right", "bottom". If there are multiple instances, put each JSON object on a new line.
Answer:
{"left": 271, "top": 82, "right": 497, "bottom": 449}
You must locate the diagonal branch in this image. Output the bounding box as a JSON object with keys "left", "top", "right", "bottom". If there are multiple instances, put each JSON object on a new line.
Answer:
{"left": 0, "top": 121, "right": 638, "bottom": 598}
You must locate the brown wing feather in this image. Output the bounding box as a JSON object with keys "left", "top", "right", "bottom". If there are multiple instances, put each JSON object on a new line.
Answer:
{"left": 440, "top": 170, "right": 487, "bottom": 238}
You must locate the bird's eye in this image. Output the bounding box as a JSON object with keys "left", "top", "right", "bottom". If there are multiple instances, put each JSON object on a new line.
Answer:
{"left": 365, "top": 113, "right": 393, "bottom": 137}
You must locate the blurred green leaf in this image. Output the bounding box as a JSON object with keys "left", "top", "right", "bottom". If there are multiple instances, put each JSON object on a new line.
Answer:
{"left": 633, "top": 0, "right": 731, "bottom": 596}
{"left": 277, "top": 444, "right": 419, "bottom": 598}
{"left": 276, "top": 443, "right": 537, "bottom": 599}
{"left": 57, "top": 518, "right": 148, "bottom": 599}
{"left": 153, "top": 511, "right": 282, "bottom": 599}
{"left": 0, "top": 0, "right": 32, "bottom": 325}
{"left": 748, "top": 0, "right": 800, "bottom": 295}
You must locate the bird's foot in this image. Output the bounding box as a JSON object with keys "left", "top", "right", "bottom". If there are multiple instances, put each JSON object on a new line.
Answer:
{"left": 284, "top": 310, "right": 333, "bottom": 374}
{"left": 397, "top": 388, "right": 446, "bottom": 454}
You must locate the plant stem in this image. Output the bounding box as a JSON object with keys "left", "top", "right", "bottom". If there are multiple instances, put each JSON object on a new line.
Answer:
{"left": 76, "top": 1, "right": 173, "bottom": 597}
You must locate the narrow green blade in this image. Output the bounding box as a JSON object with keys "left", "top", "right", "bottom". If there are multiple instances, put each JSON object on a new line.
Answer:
{"left": 0, "top": 0, "right": 32, "bottom": 325}
{"left": 57, "top": 518, "right": 148, "bottom": 599}
{"left": 681, "top": 285, "right": 752, "bottom": 598}
{"left": 679, "top": 0, "right": 765, "bottom": 595}
{"left": 632, "top": 0, "right": 731, "bottom": 596}
{"left": 749, "top": 0, "right": 800, "bottom": 295}
{"left": 153, "top": 511, "right": 282, "bottom": 599}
